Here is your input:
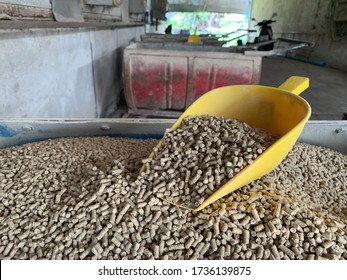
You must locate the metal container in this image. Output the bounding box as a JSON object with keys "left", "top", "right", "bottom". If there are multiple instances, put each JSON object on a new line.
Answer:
{"left": 140, "top": 33, "right": 224, "bottom": 46}
{"left": 0, "top": 120, "right": 346, "bottom": 155}
{"left": 123, "top": 43, "right": 262, "bottom": 117}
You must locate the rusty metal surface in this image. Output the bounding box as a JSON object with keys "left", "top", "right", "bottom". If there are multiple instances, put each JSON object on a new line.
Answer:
{"left": 123, "top": 43, "right": 262, "bottom": 117}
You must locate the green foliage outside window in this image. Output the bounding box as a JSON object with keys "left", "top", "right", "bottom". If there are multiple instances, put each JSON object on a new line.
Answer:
{"left": 166, "top": 12, "right": 249, "bottom": 46}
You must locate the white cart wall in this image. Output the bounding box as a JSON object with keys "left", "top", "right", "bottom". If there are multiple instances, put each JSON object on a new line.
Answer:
{"left": 0, "top": 25, "right": 144, "bottom": 118}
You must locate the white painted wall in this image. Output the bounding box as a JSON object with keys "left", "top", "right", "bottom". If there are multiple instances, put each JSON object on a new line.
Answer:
{"left": 0, "top": 25, "right": 144, "bottom": 118}
{"left": 251, "top": 0, "right": 347, "bottom": 71}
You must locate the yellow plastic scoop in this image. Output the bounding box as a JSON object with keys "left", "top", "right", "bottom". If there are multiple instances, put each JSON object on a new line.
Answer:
{"left": 188, "top": 27, "right": 201, "bottom": 43}
{"left": 144, "top": 76, "right": 311, "bottom": 211}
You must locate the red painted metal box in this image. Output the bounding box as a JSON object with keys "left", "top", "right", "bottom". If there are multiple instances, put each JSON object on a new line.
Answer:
{"left": 123, "top": 43, "right": 261, "bottom": 117}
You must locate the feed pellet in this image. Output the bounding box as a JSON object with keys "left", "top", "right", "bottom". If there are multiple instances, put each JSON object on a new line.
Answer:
{"left": 143, "top": 115, "right": 278, "bottom": 208}
{"left": 0, "top": 117, "right": 346, "bottom": 260}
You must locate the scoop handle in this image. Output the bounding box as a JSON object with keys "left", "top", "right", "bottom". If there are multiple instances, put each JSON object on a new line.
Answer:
{"left": 278, "top": 76, "right": 309, "bottom": 96}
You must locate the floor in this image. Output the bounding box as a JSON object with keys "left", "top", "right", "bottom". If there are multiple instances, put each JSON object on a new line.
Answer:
{"left": 260, "top": 56, "right": 347, "bottom": 120}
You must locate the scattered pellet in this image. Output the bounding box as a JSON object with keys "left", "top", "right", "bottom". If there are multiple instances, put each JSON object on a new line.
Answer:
{"left": 270, "top": 245, "right": 281, "bottom": 260}
{"left": 240, "top": 215, "right": 251, "bottom": 227}
{"left": 242, "top": 230, "right": 250, "bottom": 245}
{"left": 254, "top": 224, "right": 265, "bottom": 232}
{"left": 0, "top": 129, "right": 346, "bottom": 260}
{"left": 278, "top": 244, "right": 295, "bottom": 259}
{"left": 115, "top": 203, "right": 131, "bottom": 224}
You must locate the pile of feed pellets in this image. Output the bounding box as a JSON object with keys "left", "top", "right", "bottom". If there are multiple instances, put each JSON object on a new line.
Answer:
{"left": 0, "top": 115, "right": 346, "bottom": 260}
{"left": 145, "top": 115, "right": 278, "bottom": 209}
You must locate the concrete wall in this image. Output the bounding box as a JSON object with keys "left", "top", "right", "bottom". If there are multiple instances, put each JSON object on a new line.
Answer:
{"left": 0, "top": 25, "right": 144, "bottom": 118}
{"left": 0, "top": 0, "right": 146, "bottom": 22}
{"left": 251, "top": 0, "right": 347, "bottom": 71}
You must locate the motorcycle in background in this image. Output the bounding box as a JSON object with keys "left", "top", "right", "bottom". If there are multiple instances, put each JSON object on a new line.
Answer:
{"left": 225, "top": 13, "right": 277, "bottom": 49}
{"left": 237, "top": 13, "right": 313, "bottom": 58}
{"left": 252, "top": 13, "right": 277, "bottom": 51}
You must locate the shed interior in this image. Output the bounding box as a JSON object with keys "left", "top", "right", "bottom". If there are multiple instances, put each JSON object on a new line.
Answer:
{"left": 0, "top": 0, "right": 346, "bottom": 119}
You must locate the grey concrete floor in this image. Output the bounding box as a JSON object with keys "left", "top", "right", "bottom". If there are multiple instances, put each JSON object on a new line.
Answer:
{"left": 260, "top": 56, "right": 347, "bottom": 120}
